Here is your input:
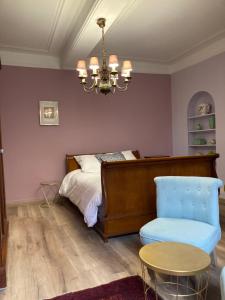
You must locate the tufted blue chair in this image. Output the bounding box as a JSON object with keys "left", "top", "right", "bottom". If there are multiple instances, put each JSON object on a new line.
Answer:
{"left": 140, "top": 176, "right": 223, "bottom": 254}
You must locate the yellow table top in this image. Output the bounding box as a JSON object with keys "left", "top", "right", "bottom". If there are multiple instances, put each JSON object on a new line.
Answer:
{"left": 139, "top": 242, "right": 211, "bottom": 276}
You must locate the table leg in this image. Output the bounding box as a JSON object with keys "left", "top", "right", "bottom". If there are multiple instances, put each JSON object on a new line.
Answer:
{"left": 141, "top": 262, "right": 147, "bottom": 300}
{"left": 40, "top": 186, "right": 51, "bottom": 208}
{"left": 176, "top": 275, "right": 179, "bottom": 299}
{"left": 154, "top": 271, "right": 158, "bottom": 300}
{"left": 204, "top": 270, "right": 210, "bottom": 300}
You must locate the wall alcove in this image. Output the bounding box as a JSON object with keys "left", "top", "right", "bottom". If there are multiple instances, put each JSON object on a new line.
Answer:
{"left": 187, "top": 91, "right": 216, "bottom": 155}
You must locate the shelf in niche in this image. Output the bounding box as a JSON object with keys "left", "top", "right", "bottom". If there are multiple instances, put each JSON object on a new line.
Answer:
{"left": 188, "top": 113, "right": 215, "bottom": 119}
{"left": 188, "top": 129, "right": 216, "bottom": 133}
{"left": 189, "top": 144, "right": 216, "bottom": 147}
{"left": 188, "top": 91, "right": 216, "bottom": 156}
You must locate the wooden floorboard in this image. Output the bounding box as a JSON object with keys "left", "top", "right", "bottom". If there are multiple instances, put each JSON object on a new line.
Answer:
{"left": 0, "top": 199, "right": 224, "bottom": 300}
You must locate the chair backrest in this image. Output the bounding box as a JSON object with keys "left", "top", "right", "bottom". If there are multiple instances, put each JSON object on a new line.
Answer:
{"left": 154, "top": 176, "right": 223, "bottom": 227}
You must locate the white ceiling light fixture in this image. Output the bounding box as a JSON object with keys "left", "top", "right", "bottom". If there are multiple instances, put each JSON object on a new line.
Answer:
{"left": 76, "top": 18, "right": 132, "bottom": 95}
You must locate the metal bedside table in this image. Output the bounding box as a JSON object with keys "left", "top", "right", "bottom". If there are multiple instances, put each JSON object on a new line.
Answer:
{"left": 139, "top": 242, "right": 211, "bottom": 300}
{"left": 40, "top": 181, "right": 59, "bottom": 208}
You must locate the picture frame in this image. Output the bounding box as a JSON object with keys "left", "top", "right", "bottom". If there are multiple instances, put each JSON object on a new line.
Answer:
{"left": 39, "top": 101, "right": 59, "bottom": 126}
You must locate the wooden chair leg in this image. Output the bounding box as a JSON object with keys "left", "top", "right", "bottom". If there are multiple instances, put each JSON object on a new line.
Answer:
{"left": 211, "top": 249, "right": 218, "bottom": 267}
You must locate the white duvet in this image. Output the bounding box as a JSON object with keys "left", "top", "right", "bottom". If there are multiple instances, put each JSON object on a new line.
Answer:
{"left": 59, "top": 170, "right": 102, "bottom": 227}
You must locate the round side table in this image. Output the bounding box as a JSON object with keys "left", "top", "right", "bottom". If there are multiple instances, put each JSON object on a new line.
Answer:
{"left": 139, "top": 242, "right": 211, "bottom": 300}
{"left": 40, "top": 181, "right": 59, "bottom": 208}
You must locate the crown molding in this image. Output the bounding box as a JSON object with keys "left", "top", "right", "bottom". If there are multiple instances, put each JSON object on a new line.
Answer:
{"left": 1, "top": 0, "right": 225, "bottom": 74}
{"left": 130, "top": 34, "right": 225, "bottom": 74}
{"left": 60, "top": 58, "right": 171, "bottom": 74}
{"left": 132, "top": 60, "right": 170, "bottom": 74}
{"left": 169, "top": 35, "right": 225, "bottom": 73}
{"left": 46, "top": 0, "right": 66, "bottom": 51}
{"left": 0, "top": 43, "right": 49, "bottom": 53}
{"left": 1, "top": 33, "right": 225, "bottom": 74}
{"left": 0, "top": 0, "right": 66, "bottom": 55}
{"left": 61, "top": 0, "right": 137, "bottom": 68}
{"left": 167, "top": 29, "right": 225, "bottom": 64}
{"left": 0, "top": 50, "right": 60, "bottom": 69}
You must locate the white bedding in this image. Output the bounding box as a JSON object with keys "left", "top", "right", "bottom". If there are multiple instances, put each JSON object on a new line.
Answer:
{"left": 59, "top": 170, "right": 102, "bottom": 227}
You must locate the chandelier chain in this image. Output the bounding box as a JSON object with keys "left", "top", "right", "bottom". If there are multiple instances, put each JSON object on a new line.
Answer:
{"left": 101, "top": 26, "right": 107, "bottom": 66}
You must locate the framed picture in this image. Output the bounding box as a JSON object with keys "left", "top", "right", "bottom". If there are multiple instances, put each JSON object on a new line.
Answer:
{"left": 39, "top": 101, "right": 59, "bottom": 125}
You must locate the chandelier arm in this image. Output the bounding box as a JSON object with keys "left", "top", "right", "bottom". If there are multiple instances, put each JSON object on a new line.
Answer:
{"left": 95, "top": 87, "right": 99, "bottom": 94}
{"left": 115, "top": 81, "right": 129, "bottom": 91}
{"left": 82, "top": 79, "right": 97, "bottom": 92}
{"left": 83, "top": 85, "right": 95, "bottom": 93}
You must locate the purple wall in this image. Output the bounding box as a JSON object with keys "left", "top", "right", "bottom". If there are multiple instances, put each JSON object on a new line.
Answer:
{"left": 171, "top": 52, "right": 225, "bottom": 195}
{"left": 0, "top": 66, "right": 172, "bottom": 203}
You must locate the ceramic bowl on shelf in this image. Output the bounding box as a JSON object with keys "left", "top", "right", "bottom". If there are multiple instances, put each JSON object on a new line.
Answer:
{"left": 196, "top": 152, "right": 204, "bottom": 156}
{"left": 197, "top": 103, "right": 211, "bottom": 115}
{"left": 195, "top": 123, "right": 203, "bottom": 130}
{"left": 208, "top": 151, "right": 216, "bottom": 155}
{"left": 208, "top": 139, "right": 216, "bottom": 145}
{"left": 193, "top": 138, "right": 207, "bottom": 145}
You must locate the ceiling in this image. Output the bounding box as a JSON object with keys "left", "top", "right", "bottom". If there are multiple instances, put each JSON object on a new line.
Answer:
{"left": 1, "top": 0, "right": 225, "bottom": 74}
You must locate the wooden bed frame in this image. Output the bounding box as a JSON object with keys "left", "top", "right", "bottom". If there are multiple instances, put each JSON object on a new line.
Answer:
{"left": 65, "top": 153, "right": 219, "bottom": 241}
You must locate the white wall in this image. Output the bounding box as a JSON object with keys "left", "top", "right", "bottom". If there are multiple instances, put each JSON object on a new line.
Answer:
{"left": 171, "top": 52, "right": 225, "bottom": 195}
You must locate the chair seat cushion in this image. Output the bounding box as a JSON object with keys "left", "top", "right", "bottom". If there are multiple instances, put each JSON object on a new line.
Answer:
{"left": 140, "top": 218, "right": 221, "bottom": 254}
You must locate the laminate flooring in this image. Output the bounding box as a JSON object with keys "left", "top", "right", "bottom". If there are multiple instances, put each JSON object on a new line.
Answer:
{"left": 0, "top": 199, "right": 224, "bottom": 300}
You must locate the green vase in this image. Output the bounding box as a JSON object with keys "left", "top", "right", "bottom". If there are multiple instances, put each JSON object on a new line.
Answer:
{"left": 208, "top": 115, "right": 215, "bottom": 129}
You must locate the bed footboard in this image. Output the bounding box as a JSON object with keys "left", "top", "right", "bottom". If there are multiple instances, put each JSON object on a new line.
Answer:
{"left": 95, "top": 154, "right": 218, "bottom": 240}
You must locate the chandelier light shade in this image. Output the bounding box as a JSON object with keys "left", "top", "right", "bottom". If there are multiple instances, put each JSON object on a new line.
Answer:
{"left": 76, "top": 60, "right": 87, "bottom": 77}
{"left": 76, "top": 18, "right": 132, "bottom": 95}
{"left": 89, "top": 57, "right": 99, "bottom": 71}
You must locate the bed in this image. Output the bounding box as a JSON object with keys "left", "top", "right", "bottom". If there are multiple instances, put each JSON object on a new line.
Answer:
{"left": 60, "top": 152, "right": 219, "bottom": 241}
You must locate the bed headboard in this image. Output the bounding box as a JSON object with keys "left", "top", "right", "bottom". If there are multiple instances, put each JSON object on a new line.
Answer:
{"left": 65, "top": 150, "right": 140, "bottom": 173}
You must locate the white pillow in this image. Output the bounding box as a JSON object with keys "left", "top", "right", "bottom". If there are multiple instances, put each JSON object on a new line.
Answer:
{"left": 74, "top": 155, "right": 100, "bottom": 173}
{"left": 121, "top": 150, "right": 137, "bottom": 160}
{"left": 74, "top": 150, "right": 137, "bottom": 173}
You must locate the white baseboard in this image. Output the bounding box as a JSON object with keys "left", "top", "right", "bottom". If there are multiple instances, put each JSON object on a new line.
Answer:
{"left": 6, "top": 199, "right": 43, "bottom": 207}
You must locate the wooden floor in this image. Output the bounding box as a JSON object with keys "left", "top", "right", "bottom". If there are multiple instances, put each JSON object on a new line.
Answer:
{"left": 0, "top": 199, "right": 224, "bottom": 300}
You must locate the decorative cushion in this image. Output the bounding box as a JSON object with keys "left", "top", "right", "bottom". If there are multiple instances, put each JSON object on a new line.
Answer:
{"left": 95, "top": 152, "right": 125, "bottom": 163}
{"left": 139, "top": 217, "right": 221, "bottom": 254}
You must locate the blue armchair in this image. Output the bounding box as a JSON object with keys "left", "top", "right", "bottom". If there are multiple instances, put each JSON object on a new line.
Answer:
{"left": 140, "top": 176, "right": 223, "bottom": 254}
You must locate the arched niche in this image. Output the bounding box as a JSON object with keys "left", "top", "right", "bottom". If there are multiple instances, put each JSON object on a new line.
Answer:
{"left": 188, "top": 91, "right": 215, "bottom": 116}
{"left": 187, "top": 91, "right": 216, "bottom": 155}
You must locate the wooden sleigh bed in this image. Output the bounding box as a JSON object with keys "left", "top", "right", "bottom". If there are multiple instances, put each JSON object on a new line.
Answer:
{"left": 65, "top": 152, "right": 218, "bottom": 241}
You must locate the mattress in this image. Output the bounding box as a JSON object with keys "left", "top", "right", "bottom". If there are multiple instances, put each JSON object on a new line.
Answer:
{"left": 59, "top": 170, "right": 101, "bottom": 227}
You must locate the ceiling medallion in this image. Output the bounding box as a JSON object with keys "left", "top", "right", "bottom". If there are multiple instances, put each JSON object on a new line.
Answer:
{"left": 76, "top": 18, "right": 132, "bottom": 95}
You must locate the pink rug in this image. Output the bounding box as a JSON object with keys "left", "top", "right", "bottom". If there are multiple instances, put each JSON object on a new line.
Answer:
{"left": 45, "top": 275, "right": 156, "bottom": 300}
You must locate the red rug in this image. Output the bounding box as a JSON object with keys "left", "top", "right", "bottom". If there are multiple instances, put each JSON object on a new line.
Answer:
{"left": 45, "top": 275, "right": 156, "bottom": 300}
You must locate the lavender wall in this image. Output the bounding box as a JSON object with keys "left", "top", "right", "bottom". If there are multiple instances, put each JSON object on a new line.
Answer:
{"left": 171, "top": 52, "right": 225, "bottom": 193}
{"left": 0, "top": 66, "right": 172, "bottom": 203}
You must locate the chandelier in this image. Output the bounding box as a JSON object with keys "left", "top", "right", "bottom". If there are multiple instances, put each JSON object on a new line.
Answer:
{"left": 76, "top": 18, "right": 132, "bottom": 95}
